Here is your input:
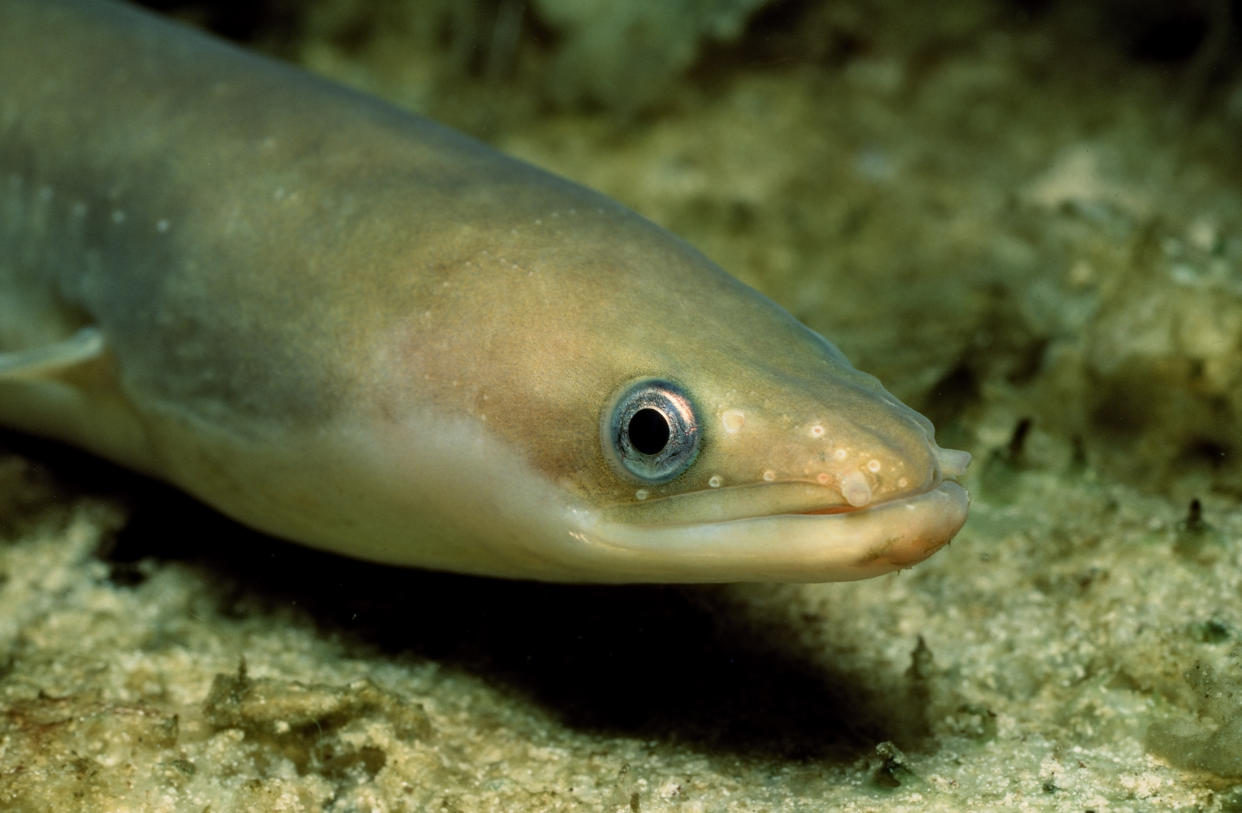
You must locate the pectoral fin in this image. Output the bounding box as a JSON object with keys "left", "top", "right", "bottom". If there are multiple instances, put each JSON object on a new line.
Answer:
{"left": 0, "top": 327, "right": 105, "bottom": 379}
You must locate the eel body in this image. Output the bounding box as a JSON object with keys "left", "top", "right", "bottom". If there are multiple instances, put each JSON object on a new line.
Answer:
{"left": 0, "top": 0, "right": 971, "bottom": 582}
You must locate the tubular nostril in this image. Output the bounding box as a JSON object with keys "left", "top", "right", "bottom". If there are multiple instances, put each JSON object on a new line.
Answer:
{"left": 935, "top": 447, "right": 972, "bottom": 478}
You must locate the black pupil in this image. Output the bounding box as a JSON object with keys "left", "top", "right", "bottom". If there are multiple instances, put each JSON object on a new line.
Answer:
{"left": 628, "top": 408, "right": 671, "bottom": 455}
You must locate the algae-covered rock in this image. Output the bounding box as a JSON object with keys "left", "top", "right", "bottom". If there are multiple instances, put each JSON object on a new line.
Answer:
{"left": 534, "top": 0, "right": 773, "bottom": 110}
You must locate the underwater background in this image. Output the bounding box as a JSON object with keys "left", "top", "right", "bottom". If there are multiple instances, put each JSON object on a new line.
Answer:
{"left": 2, "top": 0, "right": 1241, "bottom": 809}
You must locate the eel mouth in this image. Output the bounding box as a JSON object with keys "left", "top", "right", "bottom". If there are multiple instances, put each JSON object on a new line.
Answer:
{"left": 574, "top": 480, "right": 971, "bottom": 583}
{"left": 601, "top": 477, "right": 932, "bottom": 526}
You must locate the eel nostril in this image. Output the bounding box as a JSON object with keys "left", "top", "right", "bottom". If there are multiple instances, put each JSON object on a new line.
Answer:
{"left": 935, "top": 447, "right": 972, "bottom": 478}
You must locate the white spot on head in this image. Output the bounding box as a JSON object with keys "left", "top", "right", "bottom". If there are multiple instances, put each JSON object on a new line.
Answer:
{"left": 866, "top": 459, "right": 882, "bottom": 473}
{"left": 898, "top": 477, "right": 909, "bottom": 488}
{"left": 71, "top": 201, "right": 87, "bottom": 217}
{"left": 816, "top": 472, "right": 831, "bottom": 484}
{"left": 708, "top": 475, "right": 723, "bottom": 488}
{"left": 38, "top": 185, "right": 53, "bottom": 201}
{"left": 635, "top": 489, "right": 649, "bottom": 500}
{"left": 722, "top": 409, "right": 745, "bottom": 434}
{"left": 809, "top": 424, "right": 825, "bottom": 438}
{"left": 762, "top": 469, "right": 776, "bottom": 482}
{"left": 111, "top": 209, "right": 126, "bottom": 224}
{"left": 833, "top": 448, "right": 848, "bottom": 461}
{"left": 155, "top": 218, "right": 170, "bottom": 233}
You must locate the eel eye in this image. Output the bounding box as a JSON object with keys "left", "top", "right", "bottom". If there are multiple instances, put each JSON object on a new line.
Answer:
{"left": 603, "top": 378, "right": 700, "bottom": 483}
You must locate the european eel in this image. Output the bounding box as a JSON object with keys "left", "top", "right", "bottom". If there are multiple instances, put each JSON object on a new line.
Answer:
{"left": 0, "top": 0, "right": 971, "bottom": 582}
